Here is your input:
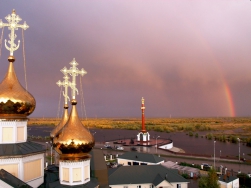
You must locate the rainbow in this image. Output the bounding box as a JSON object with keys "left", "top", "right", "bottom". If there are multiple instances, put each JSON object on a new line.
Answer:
{"left": 181, "top": 16, "right": 236, "bottom": 117}
{"left": 224, "top": 83, "right": 235, "bottom": 117}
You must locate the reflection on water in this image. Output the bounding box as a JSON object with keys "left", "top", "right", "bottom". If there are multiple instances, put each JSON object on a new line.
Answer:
{"left": 28, "top": 126, "right": 251, "bottom": 160}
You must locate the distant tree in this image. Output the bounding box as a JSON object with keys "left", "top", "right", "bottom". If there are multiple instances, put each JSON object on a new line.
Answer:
{"left": 189, "top": 131, "right": 193, "bottom": 137}
{"left": 237, "top": 173, "right": 251, "bottom": 187}
{"left": 181, "top": 173, "right": 189, "bottom": 179}
{"left": 195, "top": 133, "right": 199, "bottom": 138}
{"left": 199, "top": 169, "right": 220, "bottom": 188}
{"left": 230, "top": 136, "right": 238, "bottom": 143}
{"left": 206, "top": 133, "right": 213, "bottom": 140}
{"left": 246, "top": 137, "right": 251, "bottom": 147}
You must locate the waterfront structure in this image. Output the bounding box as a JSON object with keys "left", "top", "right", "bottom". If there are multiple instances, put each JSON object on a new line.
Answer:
{"left": 137, "top": 97, "right": 150, "bottom": 143}
{"left": 108, "top": 165, "right": 189, "bottom": 188}
{"left": 0, "top": 10, "right": 45, "bottom": 187}
{"left": 117, "top": 152, "right": 164, "bottom": 166}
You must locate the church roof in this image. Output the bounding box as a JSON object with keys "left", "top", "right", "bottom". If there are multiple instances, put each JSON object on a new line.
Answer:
{"left": 117, "top": 151, "right": 164, "bottom": 163}
{"left": 0, "top": 141, "right": 45, "bottom": 157}
{"left": 108, "top": 165, "right": 188, "bottom": 186}
{"left": 0, "top": 169, "right": 32, "bottom": 188}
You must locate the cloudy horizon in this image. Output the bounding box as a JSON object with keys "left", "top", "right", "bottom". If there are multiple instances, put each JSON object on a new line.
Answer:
{"left": 1, "top": 0, "right": 251, "bottom": 118}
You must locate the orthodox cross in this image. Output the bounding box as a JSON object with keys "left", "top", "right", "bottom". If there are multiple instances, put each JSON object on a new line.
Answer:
{"left": 0, "top": 9, "right": 29, "bottom": 56}
{"left": 61, "top": 58, "right": 87, "bottom": 99}
{"left": 56, "top": 74, "right": 72, "bottom": 105}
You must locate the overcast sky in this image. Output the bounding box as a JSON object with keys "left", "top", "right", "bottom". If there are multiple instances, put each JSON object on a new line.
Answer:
{"left": 1, "top": 0, "right": 251, "bottom": 118}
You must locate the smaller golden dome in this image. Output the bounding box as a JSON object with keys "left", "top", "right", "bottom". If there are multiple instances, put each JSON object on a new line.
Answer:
{"left": 0, "top": 56, "right": 36, "bottom": 119}
{"left": 50, "top": 105, "right": 69, "bottom": 139}
{"left": 53, "top": 100, "right": 95, "bottom": 160}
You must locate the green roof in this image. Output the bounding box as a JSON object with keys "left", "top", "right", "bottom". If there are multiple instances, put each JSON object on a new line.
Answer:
{"left": 118, "top": 152, "right": 164, "bottom": 163}
{"left": 0, "top": 141, "right": 45, "bottom": 157}
{"left": 108, "top": 165, "right": 188, "bottom": 185}
{"left": 0, "top": 169, "right": 32, "bottom": 188}
{"left": 218, "top": 175, "right": 239, "bottom": 183}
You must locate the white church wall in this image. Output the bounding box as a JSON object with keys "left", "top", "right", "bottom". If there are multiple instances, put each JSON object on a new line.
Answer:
{"left": 0, "top": 120, "right": 27, "bottom": 144}
{"left": 60, "top": 159, "right": 90, "bottom": 186}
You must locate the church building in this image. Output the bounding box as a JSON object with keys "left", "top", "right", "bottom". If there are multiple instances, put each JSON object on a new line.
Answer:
{"left": 0, "top": 10, "right": 45, "bottom": 187}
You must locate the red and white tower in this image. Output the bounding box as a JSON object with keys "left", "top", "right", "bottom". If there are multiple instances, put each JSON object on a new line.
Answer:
{"left": 141, "top": 97, "right": 146, "bottom": 133}
{"left": 137, "top": 97, "right": 150, "bottom": 143}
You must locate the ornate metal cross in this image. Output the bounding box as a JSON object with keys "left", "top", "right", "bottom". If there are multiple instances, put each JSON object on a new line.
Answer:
{"left": 61, "top": 58, "right": 87, "bottom": 99}
{"left": 0, "top": 9, "right": 29, "bottom": 56}
{"left": 56, "top": 74, "right": 72, "bottom": 105}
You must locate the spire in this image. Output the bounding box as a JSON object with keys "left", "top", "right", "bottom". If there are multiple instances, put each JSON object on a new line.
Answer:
{"left": 56, "top": 74, "right": 71, "bottom": 105}
{"left": 0, "top": 10, "right": 29, "bottom": 56}
{"left": 50, "top": 75, "right": 71, "bottom": 138}
{"left": 52, "top": 58, "right": 94, "bottom": 160}
{"left": 60, "top": 58, "right": 87, "bottom": 99}
{"left": 141, "top": 97, "right": 146, "bottom": 133}
{"left": 0, "top": 51, "right": 35, "bottom": 119}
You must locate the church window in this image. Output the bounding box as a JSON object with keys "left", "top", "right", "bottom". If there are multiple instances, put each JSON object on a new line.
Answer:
{"left": 73, "top": 168, "right": 82, "bottom": 182}
{"left": 24, "top": 159, "right": 42, "bottom": 182}
{"left": 62, "top": 168, "right": 69, "bottom": 182}
{"left": 17, "top": 127, "right": 25, "bottom": 141}
{"left": 2, "top": 127, "right": 13, "bottom": 142}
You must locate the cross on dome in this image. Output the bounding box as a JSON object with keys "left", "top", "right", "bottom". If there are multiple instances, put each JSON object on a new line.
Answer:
{"left": 0, "top": 9, "right": 29, "bottom": 56}
{"left": 60, "top": 58, "right": 87, "bottom": 100}
{"left": 56, "top": 74, "right": 72, "bottom": 105}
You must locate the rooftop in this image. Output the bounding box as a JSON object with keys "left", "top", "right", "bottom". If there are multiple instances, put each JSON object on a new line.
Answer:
{"left": 117, "top": 151, "right": 164, "bottom": 163}
{"left": 108, "top": 165, "right": 188, "bottom": 185}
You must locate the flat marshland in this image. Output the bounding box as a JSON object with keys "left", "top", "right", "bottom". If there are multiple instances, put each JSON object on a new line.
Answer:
{"left": 28, "top": 117, "right": 251, "bottom": 138}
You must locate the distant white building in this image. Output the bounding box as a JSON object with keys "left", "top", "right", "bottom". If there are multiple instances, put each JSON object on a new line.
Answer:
{"left": 162, "top": 161, "right": 200, "bottom": 178}
{"left": 218, "top": 175, "right": 239, "bottom": 188}
{"left": 117, "top": 152, "right": 164, "bottom": 166}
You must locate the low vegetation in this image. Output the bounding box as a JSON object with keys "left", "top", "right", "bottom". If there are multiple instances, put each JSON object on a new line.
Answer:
{"left": 28, "top": 117, "right": 251, "bottom": 143}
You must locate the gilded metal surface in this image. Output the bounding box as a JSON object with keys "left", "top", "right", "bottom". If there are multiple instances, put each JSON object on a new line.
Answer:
{"left": 0, "top": 10, "right": 29, "bottom": 56}
{"left": 0, "top": 57, "right": 36, "bottom": 118}
{"left": 50, "top": 106, "right": 69, "bottom": 138}
{"left": 53, "top": 101, "right": 95, "bottom": 160}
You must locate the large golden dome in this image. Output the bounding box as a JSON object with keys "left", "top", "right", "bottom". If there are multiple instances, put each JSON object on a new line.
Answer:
{"left": 0, "top": 56, "right": 36, "bottom": 119}
{"left": 53, "top": 100, "right": 95, "bottom": 160}
{"left": 50, "top": 104, "right": 69, "bottom": 139}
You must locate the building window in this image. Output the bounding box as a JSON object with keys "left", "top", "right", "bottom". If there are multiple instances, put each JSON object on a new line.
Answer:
{"left": 17, "top": 127, "right": 25, "bottom": 141}
{"left": 137, "top": 186, "right": 141, "bottom": 188}
{"left": 0, "top": 164, "right": 18, "bottom": 177}
{"left": 124, "top": 186, "right": 128, "bottom": 188}
{"left": 62, "top": 168, "right": 69, "bottom": 182}
{"left": 24, "top": 159, "right": 42, "bottom": 182}
{"left": 73, "top": 168, "right": 82, "bottom": 182}
{"left": 84, "top": 165, "right": 90, "bottom": 180}
{"left": 133, "top": 162, "right": 139, "bottom": 165}
{"left": 177, "top": 184, "right": 181, "bottom": 188}
{"left": 2, "top": 127, "right": 13, "bottom": 142}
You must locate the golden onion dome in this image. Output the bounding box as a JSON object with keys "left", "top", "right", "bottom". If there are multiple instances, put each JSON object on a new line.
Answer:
{"left": 50, "top": 104, "right": 69, "bottom": 139}
{"left": 0, "top": 56, "right": 36, "bottom": 119}
{"left": 53, "top": 99, "right": 95, "bottom": 160}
